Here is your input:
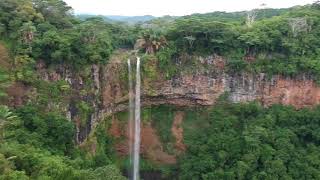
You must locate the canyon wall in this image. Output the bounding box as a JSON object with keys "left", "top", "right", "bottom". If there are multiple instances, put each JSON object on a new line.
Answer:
{"left": 26, "top": 52, "right": 320, "bottom": 144}
{"left": 101, "top": 55, "right": 320, "bottom": 111}
{"left": 6, "top": 49, "right": 319, "bottom": 164}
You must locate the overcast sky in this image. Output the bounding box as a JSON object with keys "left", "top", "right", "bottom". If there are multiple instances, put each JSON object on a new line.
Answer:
{"left": 63, "top": 0, "right": 315, "bottom": 17}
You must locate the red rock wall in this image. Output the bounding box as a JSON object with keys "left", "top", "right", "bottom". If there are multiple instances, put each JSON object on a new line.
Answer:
{"left": 262, "top": 77, "right": 320, "bottom": 108}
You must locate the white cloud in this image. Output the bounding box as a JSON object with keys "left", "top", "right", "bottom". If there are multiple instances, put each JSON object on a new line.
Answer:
{"left": 63, "top": 0, "right": 315, "bottom": 16}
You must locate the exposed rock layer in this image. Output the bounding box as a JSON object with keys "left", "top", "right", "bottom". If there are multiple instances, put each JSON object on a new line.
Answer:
{"left": 32, "top": 52, "right": 320, "bottom": 144}
{"left": 103, "top": 67, "right": 320, "bottom": 111}
{"left": 99, "top": 55, "right": 320, "bottom": 162}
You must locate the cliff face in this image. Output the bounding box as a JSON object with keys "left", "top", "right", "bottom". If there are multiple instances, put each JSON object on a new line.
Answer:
{"left": 7, "top": 51, "right": 315, "bottom": 164}
{"left": 97, "top": 54, "right": 320, "bottom": 163}
{"left": 35, "top": 61, "right": 105, "bottom": 143}
{"left": 30, "top": 52, "right": 320, "bottom": 144}
{"left": 101, "top": 60, "right": 320, "bottom": 111}
{"left": 228, "top": 73, "right": 319, "bottom": 109}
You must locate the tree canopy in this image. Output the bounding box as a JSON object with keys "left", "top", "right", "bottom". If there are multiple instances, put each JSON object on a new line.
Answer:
{"left": 178, "top": 102, "right": 320, "bottom": 179}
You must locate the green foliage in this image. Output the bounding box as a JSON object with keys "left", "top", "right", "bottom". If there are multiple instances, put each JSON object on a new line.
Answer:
{"left": 31, "top": 21, "right": 113, "bottom": 67}
{"left": 2, "top": 1, "right": 320, "bottom": 179}
{"left": 33, "top": 80, "right": 71, "bottom": 109}
{"left": 12, "top": 105, "right": 75, "bottom": 155}
{"left": 13, "top": 55, "right": 36, "bottom": 83}
{"left": 149, "top": 105, "right": 176, "bottom": 154}
{"left": 167, "top": 17, "right": 239, "bottom": 56}
{"left": 0, "top": 0, "right": 128, "bottom": 70}
{"left": 178, "top": 102, "right": 320, "bottom": 179}
{"left": 91, "top": 165, "right": 126, "bottom": 180}
{"left": 94, "top": 119, "right": 115, "bottom": 164}
{"left": 0, "top": 142, "right": 124, "bottom": 180}
{"left": 0, "top": 105, "right": 17, "bottom": 123}
{"left": 0, "top": 104, "right": 124, "bottom": 179}
{"left": 156, "top": 42, "right": 178, "bottom": 79}
{"left": 76, "top": 101, "right": 93, "bottom": 126}
{"left": 226, "top": 55, "right": 320, "bottom": 81}
{"left": 226, "top": 59, "right": 249, "bottom": 74}
{"left": 32, "top": 0, "right": 73, "bottom": 28}
{"left": 0, "top": 68, "right": 10, "bottom": 98}
{"left": 153, "top": 6, "right": 320, "bottom": 79}
{"left": 136, "top": 29, "right": 167, "bottom": 54}
{"left": 165, "top": 5, "right": 320, "bottom": 58}
{"left": 141, "top": 54, "right": 158, "bottom": 81}
{"left": 0, "top": 105, "right": 17, "bottom": 142}
{"left": 0, "top": 0, "right": 44, "bottom": 40}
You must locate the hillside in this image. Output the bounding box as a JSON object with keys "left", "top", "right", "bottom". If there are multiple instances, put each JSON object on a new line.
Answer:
{"left": 77, "top": 14, "right": 157, "bottom": 24}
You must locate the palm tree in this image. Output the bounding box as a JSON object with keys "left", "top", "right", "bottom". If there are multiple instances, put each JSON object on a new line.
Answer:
{"left": 0, "top": 105, "right": 17, "bottom": 141}
{"left": 0, "top": 69, "right": 10, "bottom": 98}
{"left": 20, "top": 21, "right": 36, "bottom": 52}
{"left": 134, "top": 30, "right": 167, "bottom": 54}
{"left": 20, "top": 22, "right": 36, "bottom": 43}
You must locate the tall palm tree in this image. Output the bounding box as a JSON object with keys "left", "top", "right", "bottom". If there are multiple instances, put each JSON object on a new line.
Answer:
{"left": 134, "top": 30, "right": 167, "bottom": 54}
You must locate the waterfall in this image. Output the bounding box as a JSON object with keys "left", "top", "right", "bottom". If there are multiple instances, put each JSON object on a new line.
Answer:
{"left": 128, "top": 57, "right": 141, "bottom": 180}
{"left": 133, "top": 57, "right": 141, "bottom": 180}
{"left": 127, "top": 59, "right": 134, "bottom": 179}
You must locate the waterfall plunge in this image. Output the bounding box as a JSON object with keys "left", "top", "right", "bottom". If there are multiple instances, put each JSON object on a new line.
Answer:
{"left": 127, "top": 59, "right": 134, "bottom": 179}
{"left": 128, "top": 57, "right": 141, "bottom": 180}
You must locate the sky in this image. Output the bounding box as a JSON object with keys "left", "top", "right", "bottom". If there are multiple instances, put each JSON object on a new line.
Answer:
{"left": 63, "top": 0, "right": 315, "bottom": 17}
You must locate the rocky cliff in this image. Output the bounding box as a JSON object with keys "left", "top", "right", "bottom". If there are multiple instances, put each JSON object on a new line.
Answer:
{"left": 103, "top": 54, "right": 320, "bottom": 164}
{"left": 6, "top": 49, "right": 320, "bottom": 165}
{"left": 101, "top": 53, "right": 320, "bottom": 111}
{"left": 17, "top": 51, "right": 319, "bottom": 145}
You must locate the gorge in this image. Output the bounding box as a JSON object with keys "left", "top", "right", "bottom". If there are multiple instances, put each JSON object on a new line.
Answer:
{"left": 30, "top": 52, "right": 320, "bottom": 143}
{"left": 1, "top": 1, "right": 320, "bottom": 179}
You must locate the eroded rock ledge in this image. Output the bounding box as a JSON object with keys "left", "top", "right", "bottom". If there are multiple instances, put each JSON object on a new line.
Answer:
{"left": 30, "top": 52, "right": 320, "bottom": 143}
{"left": 104, "top": 69, "right": 320, "bottom": 112}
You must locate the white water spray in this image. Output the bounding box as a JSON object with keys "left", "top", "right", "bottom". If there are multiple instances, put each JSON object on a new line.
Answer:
{"left": 127, "top": 59, "right": 134, "bottom": 179}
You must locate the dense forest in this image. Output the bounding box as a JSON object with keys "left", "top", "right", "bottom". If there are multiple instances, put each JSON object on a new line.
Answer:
{"left": 1, "top": 0, "right": 320, "bottom": 179}
{"left": 134, "top": 102, "right": 320, "bottom": 179}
